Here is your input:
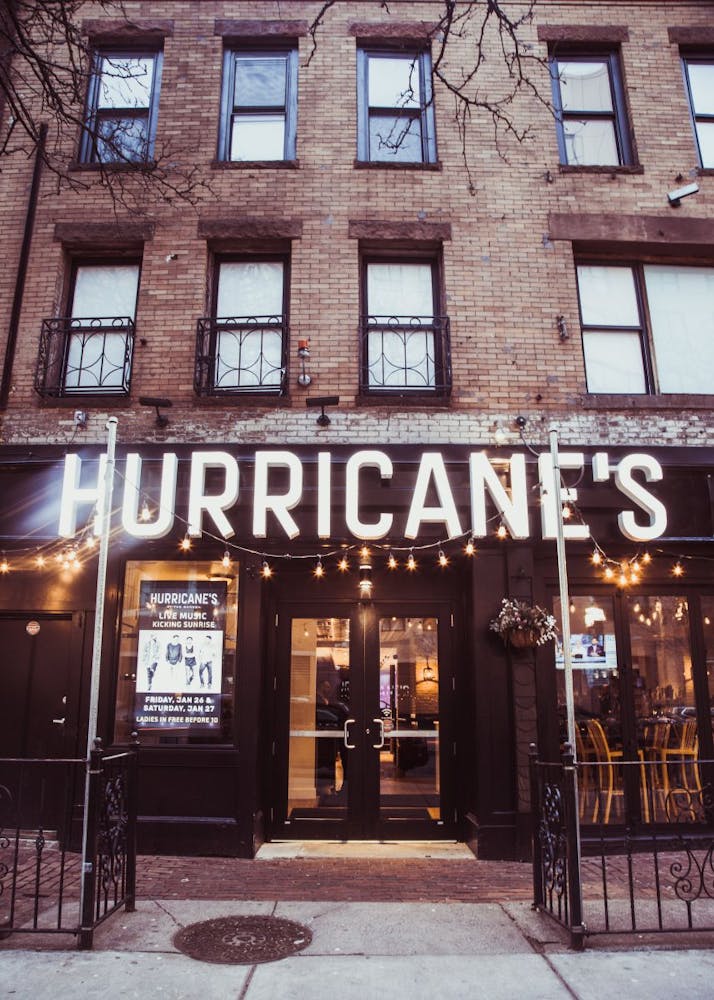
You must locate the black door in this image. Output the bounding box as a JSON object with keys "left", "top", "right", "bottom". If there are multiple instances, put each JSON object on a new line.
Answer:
{"left": 271, "top": 600, "right": 456, "bottom": 839}
{"left": 0, "top": 613, "right": 84, "bottom": 833}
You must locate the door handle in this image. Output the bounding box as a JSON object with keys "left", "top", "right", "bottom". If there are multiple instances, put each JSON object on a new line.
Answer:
{"left": 344, "top": 718, "right": 356, "bottom": 749}
{"left": 372, "top": 718, "right": 384, "bottom": 749}
{"left": 52, "top": 717, "right": 66, "bottom": 725}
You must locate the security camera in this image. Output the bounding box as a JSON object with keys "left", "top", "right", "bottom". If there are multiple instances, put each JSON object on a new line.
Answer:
{"left": 667, "top": 182, "right": 699, "bottom": 207}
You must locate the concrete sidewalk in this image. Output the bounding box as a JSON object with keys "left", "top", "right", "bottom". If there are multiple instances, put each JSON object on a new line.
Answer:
{"left": 2, "top": 897, "right": 714, "bottom": 999}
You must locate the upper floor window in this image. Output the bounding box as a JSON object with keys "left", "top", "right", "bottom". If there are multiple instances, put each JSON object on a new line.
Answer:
{"left": 682, "top": 57, "right": 714, "bottom": 167}
{"left": 360, "top": 258, "right": 450, "bottom": 395}
{"left": 81, "top": 51, "right": 162, "bottom": 163}
{"left": 36, "top": 261, "right": 139, "bottom": 397}
{"left": 550, "top": 52, "right": 632, "bottom": 165}
{"left": 219, "top": 49, "right": 298, "bottom": 161}
{"left": 576, "top": 263, "right": 714, "bottom": 394}
{"left": 195, "top": 257, "right": 288, "bottom": 395}
{"left": 356, "top": 49, "right": 436, "bottom": 163}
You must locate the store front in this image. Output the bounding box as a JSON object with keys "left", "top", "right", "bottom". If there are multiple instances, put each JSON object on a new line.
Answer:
{"left": 0, "top": 442, "right": 712, "bottom": 858}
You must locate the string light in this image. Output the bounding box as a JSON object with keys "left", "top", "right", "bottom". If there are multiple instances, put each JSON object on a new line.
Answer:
{"left": 672, "top": 561, "right": 684, "bottom": 577}
{"left": 314, "top": 557, "right": 324, "bottom": 579}
{"left": 221, "top": 550, "right": 232, "bottom": 570}
{"left": 140, "top": 501, "right": 151, "bottom": 522}
{"left": 562, "top": 504, "right": 572, "bottom": 520}
{"left": 0, "top": 556, "right": 9, "bottom": 574}
{"left": 85, "top": 535, "right": 97, "bottom": 550}
{"left": 180, "top": 533, "right": 192, "bottom": 551}
{"left": 261, "top": 560, "right": 272, "bottom": 579}
{"left": 338, "top": 555, "right": 349, "bottom": 572}
{"left": 35, "top": 553, "right": 46, "bottom": 568}
{"left": 465, "top": 537, "right": 475, "bottom": 556}
{"left": 438, "top": 549, "right": 448, "bottom": 568}
{"left": 360, "top": 545, "right": 370, "bottom": 559}
{"left": 407, "top": 551, "right": 416, "bottom": 571}
{"left": 387, "top": 552, "right": 397, "bottom": 569}
{"left": 496, "top": 524, "right": 508, "bottom": 540}
{"left": 642, "top": 552, "right": 652, "bottom": 565}
{"left": 591, "top": 550, "right": 602, "bottom": 565}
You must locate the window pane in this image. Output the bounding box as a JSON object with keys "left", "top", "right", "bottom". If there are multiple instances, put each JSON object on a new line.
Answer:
{"left": 65, "top": 330, "right": 127, "bottom": 390}
{"left": 702, "top": 597, "right": 714, "bottom": 708}
{"left": 234, "top": 56, "right": 287, "bottom": 108}
{"left": 367, "top": 263, "right": 433, "bottom": 317}
{"left": 583, "top": 330, "right": 646, "bottom": 393}
{"left": 644, "top": 265, "right": 714, "bottom": 394}
{"left": 96, "top": 115, "right": 149, "bottom": 162}
{"left": 628, "top": 595, "right": 699, "bottom": 822}
{"left": 558, "top": 61, "right": 613, "bottom": 112}
{"left": 97, "top": 56, "right": 154, "bottom": 109}
{"left": 368, "top": 56, "right": 420, "bottom": 108}
{"left": 577, "top": 266, "right": 639, "bottom": 326}
{"left": 367, "top": 328, "right": 435, "bottom": 389}
{"left": 217, "top": 261, "right": 284, "bottom": 317}
{"left": 695, "top": 120, "right": 714, "bottom": 168}
{"left": 688, "top": 62, "right": 714, "bottom": 115}
{"left": 215, "top": 327, "right": 283, "bottom": 389}
{"left": 71, "top": 265, "right": 139, "bottom": 321}
{"left": 369, "top": 113, "right": 423, "bottom": 161}
{"left": 230, "top": 115, "right": 286, "bottom": 160}
{"left": 564, "top": 119, "right": 619, "bottom": 165}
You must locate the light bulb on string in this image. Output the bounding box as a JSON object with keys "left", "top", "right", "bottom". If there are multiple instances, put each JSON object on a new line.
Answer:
{"left": 496, "top": 524, "right": 508, "bottom": 540}
{"left": 338, "top": 555, "right": 349, "bottom": 572}
{"left": 465, "top": 537, "right": 475, "bottom": 556}
{"left": 407, "top": 551, "right": 416, "bottom": 572}
{"left": 360, "top": 545, "right": 370, "bottom": 559}
{"left": 70, "top": 548, "right": 81, "bottom": 571}
{"left": 438, "top": 549, "right": 448, "bottom": 568}
{"left": 642, "top": 552, "right": 652, "bottom": 565}
{"left": 672, "top": 560, "right": 684, "bottom": 577}
{"left": 180, "top": 532, "right": 192, "bottom": 552}
{"left": 387, "top": 552, "right": 397, "bottom": 570}
{"left": 35, "top": 553, "right": 46, "bottom": 569}
{"left": 85, "top": 535, "right": 97, "bottom": 550}
{"left": 221, "top": 550, "right": 232, "bottom": 570}
{"left": 261, "top": 560, "right": 273, "bottom": 579}
{"left": 140, "top": 500, "right": 151, "bottom": 522}
{"left": 562, "top": 504, "right": 572, "bottom": 520}
{"left": 0, "top": 555, "right": 9, "bottom": 574}
{"left": 591, "top": 550, "right": 602, "bottom": 566}
{"left": 314, "top": 557, "right": 324, "bottom": 579}
{"left": 604, "top": 566, "right": 614, "bottom": 581}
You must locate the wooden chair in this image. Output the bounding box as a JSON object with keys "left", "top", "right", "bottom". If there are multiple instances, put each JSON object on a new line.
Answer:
{"left": 585, "top": 719, "right": 651, "bottom": 824}
{"left": 659, "top": 719, "right": 700, "bottom": 797}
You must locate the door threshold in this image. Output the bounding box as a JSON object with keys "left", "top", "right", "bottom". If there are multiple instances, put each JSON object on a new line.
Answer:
{"left": 256, "top": 840, "right": 473, "bottom": 860}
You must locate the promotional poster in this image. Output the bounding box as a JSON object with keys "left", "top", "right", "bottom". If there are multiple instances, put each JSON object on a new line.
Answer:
{"left": 134, "top": 580, "right": 226, "bottom": 729}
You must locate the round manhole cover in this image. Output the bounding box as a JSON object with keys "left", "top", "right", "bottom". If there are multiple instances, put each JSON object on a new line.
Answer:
{"left": 173, "top": 915, "right": 312, "bottom": 965}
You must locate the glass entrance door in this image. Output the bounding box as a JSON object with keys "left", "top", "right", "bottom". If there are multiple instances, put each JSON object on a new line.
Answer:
{"left": 274, "top": 603, "right": 454, "bottom": 839}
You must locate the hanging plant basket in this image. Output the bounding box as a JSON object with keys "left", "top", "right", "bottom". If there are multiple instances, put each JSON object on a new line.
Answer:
{"left": 507, "top": 628, "right": 540, "bottom": 649}
{"left": 489, "top": 598, "right": 558, "bottom": 648}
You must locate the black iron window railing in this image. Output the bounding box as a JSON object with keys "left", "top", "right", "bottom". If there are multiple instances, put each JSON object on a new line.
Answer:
{"left": 36, "top": 317, "right": 135, "bottom": 397}
{"left": 195, "top": 315, "right": 288, "bottom": 395}
{"left": 360, "top": 314, "right": 451, "bottom": 396}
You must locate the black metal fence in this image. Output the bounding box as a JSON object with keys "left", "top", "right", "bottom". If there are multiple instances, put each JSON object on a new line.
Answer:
{"left": 0, "top": 741, "right": 137, "bottom": 949}
{"left": 530, "top": 745, "right": 714, "bottom": 949}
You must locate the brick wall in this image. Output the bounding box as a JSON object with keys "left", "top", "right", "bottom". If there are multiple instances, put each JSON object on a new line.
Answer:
{"left": 0, "top": 0, "right": 712, "bottom": 450}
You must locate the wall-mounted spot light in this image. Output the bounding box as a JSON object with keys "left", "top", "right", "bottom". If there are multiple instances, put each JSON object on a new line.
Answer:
{"left": 306, "top": 395, "right": 339, "bottom": 426}
{"left": 139, "top": 396, "right": 172, "bottom": 428}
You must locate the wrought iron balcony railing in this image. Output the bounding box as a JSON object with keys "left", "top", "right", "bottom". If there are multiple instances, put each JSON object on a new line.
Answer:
{"left": 195, "top": 316, "right": 288, "bottom": 396}
{"left": 35, "top": 316, "right": 135, "bottom": 398}
{"left": 359, "top": 314, "right": 451, "bottom": 396}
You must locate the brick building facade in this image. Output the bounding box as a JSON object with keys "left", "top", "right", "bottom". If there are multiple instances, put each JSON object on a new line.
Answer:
{"left": 1, "top": 1, "right": 713, "bottom": 858}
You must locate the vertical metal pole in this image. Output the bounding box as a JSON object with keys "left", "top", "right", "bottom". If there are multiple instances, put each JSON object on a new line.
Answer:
{"left": 549, "top": 428, "right": 577, "bottom": 755}
{"left": 549, "top": 427, "right": 584, "bottom": 941}
{"left": 79, "top": 416, "right": 118, "bottom": 945}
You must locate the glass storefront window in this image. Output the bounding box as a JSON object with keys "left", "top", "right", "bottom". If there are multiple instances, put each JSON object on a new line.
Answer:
{"left": 114, "top": 559, "right": 238, "bottom": 745}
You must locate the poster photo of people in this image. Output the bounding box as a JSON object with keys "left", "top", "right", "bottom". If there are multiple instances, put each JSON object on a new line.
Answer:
{"left": 134, "top": 580, "right": 227, "bottom": 730}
